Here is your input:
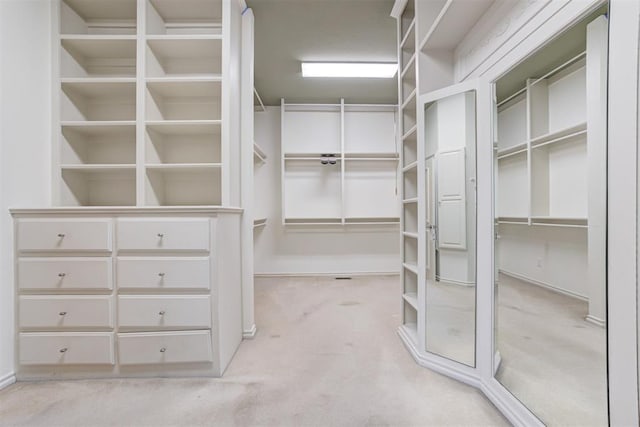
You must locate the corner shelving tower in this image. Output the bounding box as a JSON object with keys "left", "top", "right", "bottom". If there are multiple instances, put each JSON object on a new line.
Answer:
{"left": 396, "top": 0, "right": 420, "bottom": 345}
{"left": 393, "top": 0, "right": 494, "bottom": 352}
{"left": 54, "top": 0, "right": 239, "bottom": 207}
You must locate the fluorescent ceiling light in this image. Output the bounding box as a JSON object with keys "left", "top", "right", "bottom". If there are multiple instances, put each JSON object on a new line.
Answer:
{"left": 301, "top": 62, "right": 397, "bottom": 78}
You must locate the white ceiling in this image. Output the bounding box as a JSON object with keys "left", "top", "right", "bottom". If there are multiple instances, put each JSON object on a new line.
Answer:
{"left": 247, "top": 0, "right": 397, "bottom": 106}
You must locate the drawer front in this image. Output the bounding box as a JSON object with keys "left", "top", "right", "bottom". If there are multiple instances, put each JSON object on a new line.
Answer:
{"left": 18, "top": 258, "right": 112, "bottom": 291}
{"left": 19, "top": 333, "right": 114, "bottom": 365}
{"left": 118, "top": 331, "right": 213, "bottom": 364}
{"left": 117, "top": 257, "right": 210, "bottom": 290}
{"left": 17, "top": 219, "right": 112, "bottom": 253}
{"left": 118, "top": 296, "right": 211, "bottom": 330}
{"left": 117, "top": 218, "right": 209, "bottom": 252}
{"left": 19, "top": 296, "right": 114, "bottom": 330}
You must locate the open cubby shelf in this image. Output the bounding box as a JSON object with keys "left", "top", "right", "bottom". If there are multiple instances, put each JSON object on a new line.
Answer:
{"left": 61, "top": 0, "right": 137, "bottom": 35}
{"left": 147, "top": 38, "right": 222, "bottom": 77}
{"left": 61, "top": 37, "right": 136, "bottom": 78}
{"left": 61, "top": 123, "right": 136, "bottom": 165}
{"left": 61, "top": 168, "right": 136, "bottom": 206}
{"left": 403, "top": 293, "right": 418, "bottom": 310}
{"left": 147, "top": 0, "right": 223, "bottom": 35}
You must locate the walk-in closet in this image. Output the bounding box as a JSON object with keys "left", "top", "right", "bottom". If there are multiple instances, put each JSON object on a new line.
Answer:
{"left": 1, "top": 0, "right": 640, "bottom": 426}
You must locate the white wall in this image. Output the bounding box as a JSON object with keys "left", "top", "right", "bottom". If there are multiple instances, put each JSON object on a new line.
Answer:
{"left": 0, "top": 0, "right": 52, "bottom": 385}
{"left": 254, "top": 107, "right": 400, "bottom": 275}
{"left": 498, "top": 225, "right": 588, "bottom": 298}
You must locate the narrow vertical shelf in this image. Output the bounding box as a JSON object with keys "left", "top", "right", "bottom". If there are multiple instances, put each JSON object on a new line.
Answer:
{"left": 400, "top": 2, "right": 415, "bottom": 42}
{"left": 400, "top": 21, "right": 416, "bottom": 71}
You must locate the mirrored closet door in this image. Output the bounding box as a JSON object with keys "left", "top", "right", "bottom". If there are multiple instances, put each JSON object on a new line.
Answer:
{"left": 422, "top": 83, "right": 477, "bottom": 367}
{"left": 493, "top": 6, "right": 608, "bottom": 425}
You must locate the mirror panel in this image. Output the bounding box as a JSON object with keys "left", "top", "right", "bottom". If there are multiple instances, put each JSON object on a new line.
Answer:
{"left": 493, "top": 7, "right": 608, "bottom": 425}
{"left": 424, "top": 90, "right": 476, "bottom": 367}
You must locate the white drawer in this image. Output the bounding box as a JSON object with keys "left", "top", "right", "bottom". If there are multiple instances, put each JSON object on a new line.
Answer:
{"left": 19, "top": 296, "right": 114, "bottom": 330}
{"left": 117, "top": 218, "right": 209, "bottom": 252}
{"left": 19, "top": 333, "right": 114, "bottom": 365}
{"left": 18, "top": 258, "right": 112, "bottom": 291}
{"left": 117, "top": 257, "right": 210, "bottom": 290}
{"left": 17, "top": 219, "right": 112, "bottom": 253}
{"left": 118, "top": 296, "right": 211, "bottom": 330}
{"left": 118, "top": 331, "right": 213, "bottom": 364}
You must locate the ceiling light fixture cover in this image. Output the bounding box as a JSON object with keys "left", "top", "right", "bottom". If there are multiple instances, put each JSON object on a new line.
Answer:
{"left": 301, "top": 62, "right": 398, "bottom": 78}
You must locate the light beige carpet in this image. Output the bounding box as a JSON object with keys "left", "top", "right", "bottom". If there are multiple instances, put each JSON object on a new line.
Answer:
{"left": 0, "top": 275, "right": 507, "bottom": 426}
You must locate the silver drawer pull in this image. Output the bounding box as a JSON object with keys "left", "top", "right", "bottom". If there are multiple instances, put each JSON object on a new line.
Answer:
{"left": 160, "top": 347, "right": 166, "bottom": 353}
{"left": 157, "top": 233, "right": 164, "bottom": 238}
{"left": 59, "top": 311, "right": 67, "bottom": 316}
{"left": 158, "top": 310, "right": 165, "bottom": 316}
{"left": 57, "top": 233, "right": 65, "bottom": 238}
{"left": 58, "top": 273, "right": 66, "bottom": 277}
{"left": 158, "top": 272, "right": 165, "bottom": 277}
{"left": 59, "top": 348, "right": 68, "bottom": 353}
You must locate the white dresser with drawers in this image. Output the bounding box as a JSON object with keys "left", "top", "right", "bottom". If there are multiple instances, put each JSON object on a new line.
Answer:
{"left": 12, "top": 208, "right": 243, "bottom": 379}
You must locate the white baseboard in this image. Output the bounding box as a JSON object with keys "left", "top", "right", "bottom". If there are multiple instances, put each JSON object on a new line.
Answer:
{"left": 494, "top": 350, "right": 502, "bottom": 376}
{"left": 436, "top": 276, "right": 475, "bottom": 287}
{"left": 480, "top": 379, "right": 544, "bottom": 427}
{"left": 254, "top": 271, "right": 400, "bottom": 278}
{"left": 397, "top": 326, "right": 481, "bottom": 389}
{"left": 585, "top": 314, "right": 606, "bottom": 328}
{"left": 499, "top": 269, "right": 588, "bottom": 301}
{"left": 243, "top": 324, "right": 257, "bottom": 339}
{"left": 0, "top": 372, "right": 16, "bottom": 390}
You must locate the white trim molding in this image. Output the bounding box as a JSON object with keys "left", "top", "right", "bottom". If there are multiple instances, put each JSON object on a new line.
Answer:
{"left": 397, "top": 328, "right": 480, "bottom": 389}
{"left": 585, "top": 315, "right": 605, "bottom": 328}
{"left": 0, "top": 373, "right": 16, "bottom": 391}
{"left": 243, "top": 324, "right": 257, "bottom": 339}
{"left": 608, "top": 0, "right": 640, "bottom": 424}
{"left": 499, "top": 269, "right": 588, "bottom": 301}
{"left": 254, "top": 272, "right": 400, "bottom": 278}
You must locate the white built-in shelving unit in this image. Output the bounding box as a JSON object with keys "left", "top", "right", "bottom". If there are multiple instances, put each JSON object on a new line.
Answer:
{"left": 280, "top": 99, "right": 400, "bottom": 226}
{"left": 497, "top": 55, "right": 591, "bottom": 228}
{"left": 398, "top": 0, "right": 493, "bottom": 345}
{"left": 395, "top": 0, "right": 499, "bottom": 356}
{"left": 55, "top": 0, "right": 239, "bottom": 207}
{"left": 395, "top": 0, "right": 608, "bottom": 360}
{"left": 496, "top": 16, "right": 608, "bottom": 325}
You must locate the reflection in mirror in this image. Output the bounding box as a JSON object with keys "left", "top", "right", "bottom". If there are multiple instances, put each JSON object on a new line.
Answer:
{"left": 424, "top": 90, "right": 476, "bottom": 367}
{"left": 494, "top": 6, "right": 608, "bottom": 425}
